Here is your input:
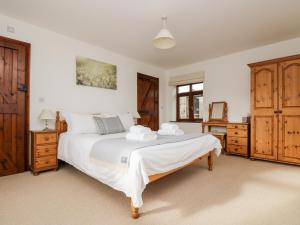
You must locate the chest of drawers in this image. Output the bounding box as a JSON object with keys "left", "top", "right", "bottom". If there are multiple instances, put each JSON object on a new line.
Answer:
{"left": 226, "top": 123, "right": 249, "bottom": 157}
{"left": 31, "top": 130, "right": 58, "bottom": 175}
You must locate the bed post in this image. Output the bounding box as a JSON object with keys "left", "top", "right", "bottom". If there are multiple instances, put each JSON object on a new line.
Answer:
{"left": 131, "top": 200, "right": 139, "bottom": 219}
{"left": 208, "top": 151, "right": 214, "bottom": 171}
{"left": 56, "top": 111, "right": 60, "bottom": 132}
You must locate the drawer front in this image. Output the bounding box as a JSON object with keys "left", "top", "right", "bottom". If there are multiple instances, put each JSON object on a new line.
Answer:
{"left": 36, "top": 145, "right": 57, "bottom": 157}
{"left": 35, "top": 156, "right": 57, "bottom": 169}
{"left": 227, "top": 145, "right": 248, "bottom": 155}
{"left": 227, "top": 136, "right": 248, "bottom": 146}
{"left": 227, "top": 124, "right": 248, "bottom": 130}
{"left": 36, "top": 133, "right": 57, "bottom": 145}
{"left": 227, "top": 128, "right": 248, "bottom": 138}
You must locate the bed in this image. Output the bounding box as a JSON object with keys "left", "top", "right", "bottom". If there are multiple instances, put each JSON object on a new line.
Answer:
{"left": 55, "top": 112, "right": 222, "bottom": 218}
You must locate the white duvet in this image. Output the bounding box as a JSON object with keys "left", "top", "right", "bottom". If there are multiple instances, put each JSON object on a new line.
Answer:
{"left": 58, "top": 132, "right": 221, "bottom": 207}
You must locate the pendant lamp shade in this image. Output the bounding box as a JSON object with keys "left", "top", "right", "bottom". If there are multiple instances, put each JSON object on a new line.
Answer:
{"left": 154, "top": 16, "right": 176, "bottom": 49}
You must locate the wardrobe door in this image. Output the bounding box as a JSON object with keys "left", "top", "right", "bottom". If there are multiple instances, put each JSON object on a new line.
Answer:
{"left": 278, "top": 59, "right": 300, "bottom": 164}
{"left": 250, "top": 64, "right": 278, "bottom": 160}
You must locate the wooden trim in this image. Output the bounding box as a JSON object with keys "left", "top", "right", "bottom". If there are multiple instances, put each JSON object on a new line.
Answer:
{"left": 0, "top": 36, "right": 31, "bottom": 171}
{"left": 55, "top": 112, "right": 68, "bottom": 135}
{"left": 248, "top": 54, "right": 300, "bottom": 67}
{"left": 250, "top": 156, "right": 300, "bottom": 167}
{"left": 176, "top": 82, "right": 203, "bottom": 122}
{"left": 148, "top": 151, "right": 213, "bottom": 182}
{"left": 170, "top": 120, "right": 202, "bottom": 123}
{"left": 208, "top": 101, "right": 228, "bottom": 122}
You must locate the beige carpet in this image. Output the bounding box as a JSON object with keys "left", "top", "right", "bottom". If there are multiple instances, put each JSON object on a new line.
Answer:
{"left": 1, "top": 155, "right": 300, "bottom": 225}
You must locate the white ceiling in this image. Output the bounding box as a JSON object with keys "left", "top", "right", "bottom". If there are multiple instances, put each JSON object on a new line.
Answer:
{"left": 1, "top": 0, "right": 300, "bottom": 69}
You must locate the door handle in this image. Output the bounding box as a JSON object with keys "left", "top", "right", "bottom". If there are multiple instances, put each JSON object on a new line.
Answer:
{"left": 274, "top": 110, "right": 282, "bottom": 114}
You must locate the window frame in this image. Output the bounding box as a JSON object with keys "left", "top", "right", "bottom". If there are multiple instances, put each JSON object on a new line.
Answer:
{"left": 176, "top": 82, "right": 203, "bottom": 122}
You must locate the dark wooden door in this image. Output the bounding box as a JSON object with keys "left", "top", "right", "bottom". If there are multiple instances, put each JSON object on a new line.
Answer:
{"left": 0, "top": 36, "right": 30, "bottom": 176}
{"left": 137, "top": 73, "right": 159, "bottom": 131}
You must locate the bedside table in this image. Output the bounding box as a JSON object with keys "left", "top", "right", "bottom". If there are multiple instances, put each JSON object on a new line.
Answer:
{"left": 226, "top": 123, "right": 250, "bottom": 158}
{"left": 31, "top": 130, "right": 58, "bottom": 175}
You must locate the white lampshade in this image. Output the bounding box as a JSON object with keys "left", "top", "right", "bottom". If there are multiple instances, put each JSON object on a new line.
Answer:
{"left": 39, "top": 109, "right": 55, "bottom": 120}
{"left": 154, "top": 16, "right": 176, "bottom": 50}
{"left": 132, "top": 111, "right": 141, "bottom": 119}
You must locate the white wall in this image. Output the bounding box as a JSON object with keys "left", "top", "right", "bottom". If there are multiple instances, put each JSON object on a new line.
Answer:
{"left": 165, "top": 37, "right": 300, "bottom": 132}
{"left": 2, "top": 13, "right": 300, "bottom": 134}
{"left": 0, "top": 14, "right": 166, "bottom": 130}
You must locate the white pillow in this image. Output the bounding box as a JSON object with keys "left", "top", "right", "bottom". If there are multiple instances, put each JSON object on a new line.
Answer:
{"left": 62, "top": 112, "right": 98, "bottom": 134}
{"left": 118, "top": 113, "right": 135, "bottom": 131}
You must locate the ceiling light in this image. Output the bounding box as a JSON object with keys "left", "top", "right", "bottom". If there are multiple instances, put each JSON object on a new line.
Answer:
{"left": 153, "top": 16, "right": 176, "bottom": 50}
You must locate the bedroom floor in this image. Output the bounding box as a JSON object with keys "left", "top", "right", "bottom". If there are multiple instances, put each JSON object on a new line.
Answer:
{"left": 1, "top": 155, "right": 300, "bottom": 225}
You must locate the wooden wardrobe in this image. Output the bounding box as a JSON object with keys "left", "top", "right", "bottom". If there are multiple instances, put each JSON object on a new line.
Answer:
{"left": 248, "top": 54, "right": 300, "bottom": 165}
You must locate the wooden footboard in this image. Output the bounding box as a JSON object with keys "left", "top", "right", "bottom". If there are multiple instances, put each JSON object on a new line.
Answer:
{"left": 55, "top": 112, "right": 215, "bottom": 220}
{"left": 130, "top": 150, "right": 214, "bottom": 219}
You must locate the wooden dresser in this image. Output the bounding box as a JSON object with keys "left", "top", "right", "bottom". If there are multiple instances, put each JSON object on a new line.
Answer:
{"left": 31, "top": 130, "right": 58, "bottom": 175}
{"left": 226, "top": 123, "right": 250, "bottom": 157}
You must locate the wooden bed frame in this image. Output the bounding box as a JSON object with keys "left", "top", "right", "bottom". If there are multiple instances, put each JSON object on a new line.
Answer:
{"left": 55, "top": 111, "right": 214, "bottom": 219}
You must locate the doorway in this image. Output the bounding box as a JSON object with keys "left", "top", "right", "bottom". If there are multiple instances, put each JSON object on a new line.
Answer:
{"left": 137, "top": 73, "right": 159, "bottom": 131}
{"left": 0, "top": 36, "right": 30, "bottom": 176}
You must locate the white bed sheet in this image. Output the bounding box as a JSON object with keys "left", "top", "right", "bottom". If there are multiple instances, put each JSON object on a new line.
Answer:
{"left": 58, "top": 132, "right": 221, "bottom": 207}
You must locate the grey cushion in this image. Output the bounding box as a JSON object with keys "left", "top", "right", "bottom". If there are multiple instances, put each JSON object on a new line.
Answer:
{"left": 94, "top": 116, "right": 125, "bottom": 135}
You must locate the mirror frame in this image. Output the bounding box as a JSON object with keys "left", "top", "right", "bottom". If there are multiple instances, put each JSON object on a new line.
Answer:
{"left": 208, "top": 101, "right": 228, "bottom": 122}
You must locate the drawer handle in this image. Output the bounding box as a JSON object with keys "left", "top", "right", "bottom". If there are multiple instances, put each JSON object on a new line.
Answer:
{"left": 234, "top": 140, "right": 238, "bottom": 143}
{"left": 45, "top": 161, "right": 49, "bottom": 164}
{"left": 234, "top": 132, "right": 238, "bottom": 135}
{"left": 235, "top": 126, "right": 238, "bottom": 128}
{"left": 44, "top": 137, "right": 50, "bottom": 141}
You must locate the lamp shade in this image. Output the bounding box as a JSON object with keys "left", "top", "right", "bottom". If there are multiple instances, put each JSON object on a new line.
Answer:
{"left": 154, "top": 29, "right": 176, "bottom": 49}
{"left": 153, "top": 16, "right": 176, "bottom": 50}
{"left": 39, "top": 109, "right": 55, "bottom": 120}
{"left": 132, "top": 111, "right": 141, "bottom": 119}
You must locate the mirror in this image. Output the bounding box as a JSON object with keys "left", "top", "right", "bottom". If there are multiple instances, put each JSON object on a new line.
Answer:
{"left": 208, "top": 101, "right": 228, "bottom": 122}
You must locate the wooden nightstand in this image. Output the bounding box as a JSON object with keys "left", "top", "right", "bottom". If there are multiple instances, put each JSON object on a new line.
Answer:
{"left": 31, "top": 130, "right": 58, "bottom": 175}
{"left": 226, "top": 123, "right": 250, "bottom": 158}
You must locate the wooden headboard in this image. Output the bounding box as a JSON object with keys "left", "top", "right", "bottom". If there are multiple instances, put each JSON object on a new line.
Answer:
{"left": 56, "top": 111, "right": 68, "bottom": 135}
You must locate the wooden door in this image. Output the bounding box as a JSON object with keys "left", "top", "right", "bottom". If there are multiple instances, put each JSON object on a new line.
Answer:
{"left": 0, "top": 36, "right": 30, "bottom": 176}
{"left": 250, "top": 64, "right": 278, "bottom": 160}
{"left": 278, "top": 58, "right": 300, "bottom": 164}
{"left": 137, "top": 73, "right": 159, "bottom": 131}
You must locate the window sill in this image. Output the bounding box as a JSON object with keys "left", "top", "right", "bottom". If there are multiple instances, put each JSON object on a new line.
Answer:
{"left": 170, "top": 120, "right": 202, "bottom": 124}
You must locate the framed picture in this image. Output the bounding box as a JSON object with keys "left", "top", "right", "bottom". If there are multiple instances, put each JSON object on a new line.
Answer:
{"left": 76, "top": 56, "right": 117, "bottom": 90}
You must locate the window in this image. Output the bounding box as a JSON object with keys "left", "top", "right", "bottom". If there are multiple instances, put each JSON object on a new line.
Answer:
{"left": 176, "top": 83, "right": 203, "bottom": 122}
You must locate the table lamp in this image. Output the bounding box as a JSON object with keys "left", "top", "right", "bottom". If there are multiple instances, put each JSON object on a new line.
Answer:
{"left": 39, "top": 109, "right": 55, "bottom": 131}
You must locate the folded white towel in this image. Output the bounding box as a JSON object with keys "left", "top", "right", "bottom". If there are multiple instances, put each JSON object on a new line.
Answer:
{"left": 158, "top": 128, "right": 184, "bottom": 136}
{"left": 161, "top": 123, "right": 179, "bottom": 131}
{"left": 126, "top": 132, "right": 157, "bottom": 142}
{"left": 129, "top": 125, "right": 152, "bottom": 134}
